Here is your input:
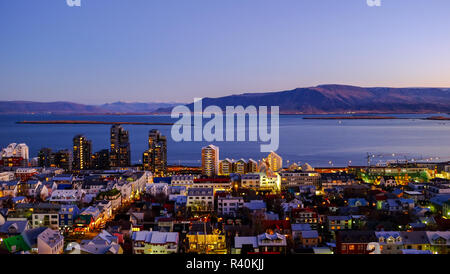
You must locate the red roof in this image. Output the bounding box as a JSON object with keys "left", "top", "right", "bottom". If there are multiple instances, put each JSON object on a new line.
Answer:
{"left": 263, "top": 220, "right": 291, "bottom": 230}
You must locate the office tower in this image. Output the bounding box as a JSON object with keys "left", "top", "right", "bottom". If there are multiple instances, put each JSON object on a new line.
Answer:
{"left": 92, "top": 149, "right": 110, "bottom": 170}
{"left": 73, "top": 135, "right": 92, "bottom": 170}
{"left": 55, "top": 149, "right": 73, "bottom": 171}
{"left": 110, "top": 125, "right": 131, "bottom": 167}
{"left": 219, "top": 158, "right": 233, "bottom": 175}
{"left": 266, "top": 151, "right": 282, "bottom": 172}
{"left": 143, "top": 129, "right": 167, "bottom": 177}
{"left": 201, "top": 144, "right": 219, "bottom": 177}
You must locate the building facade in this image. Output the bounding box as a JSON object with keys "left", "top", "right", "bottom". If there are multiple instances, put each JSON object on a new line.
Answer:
{"left": 143, "top": 129, "right": 167, "bottom": 177}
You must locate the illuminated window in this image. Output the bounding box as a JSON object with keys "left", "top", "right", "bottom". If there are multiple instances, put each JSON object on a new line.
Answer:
{"left": 349, "top": 245, "right": 355, "bottom": 251}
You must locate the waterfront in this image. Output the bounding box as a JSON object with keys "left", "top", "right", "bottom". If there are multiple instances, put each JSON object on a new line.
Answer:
{"left": 1, "top": 113, "right": 450, "bottom": 166}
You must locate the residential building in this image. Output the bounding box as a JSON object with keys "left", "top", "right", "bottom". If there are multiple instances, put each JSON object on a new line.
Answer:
{"left": 72, "top": 135, "right": 92, "bottom": 170}
{"left": 266, "top": 151, "right": 282, "bottom": 172}
{"left": 187, "top": 188, "right": 214, "bottom": 212}
{"left": 37, "top": 228, "right": 64, "bottom": 254}
{"left": 328, "top": 216, "right": 352, "bottom": 232}
{"left": 256, "top": 233, "right": 287, "bottom": 254}
{"left": 142, "top": 129, "right": 167, "bottom": 177}
{"left": 91, "top": 149, "right": 110, "bottom": 170}
{"left": 132, "top": 231, "right": 179, "bottom": 254}
{"left": 247, "top": 159, "right": 258, "bottom": 173}
{"left": 217, "top": 196, "right": 244, "bottom": 216}
{"left": 280, "top": 170, "right": 321, "bottom": 189}
{"left": 336, "top": 231, "right": 377, "bottom": 254}
{"left": 219, "top": 158, "right": 233, "bottom": 175}
{"left": 110, "top": 125, "right": 131, "bottom": 168}
{"left": 201, "top": 145, "right": 219, "bottom": 176}
{"left": 186, "top": 222, "right": 226, "bottom": 254}
{"left": 0, "top": 143, "right": 29, "bottom": 167}
{"left": 233, "top": 159, "right": 247, "bottom": 174}
{"left": 171, "top": 174, "right": 194, "bottom": 188}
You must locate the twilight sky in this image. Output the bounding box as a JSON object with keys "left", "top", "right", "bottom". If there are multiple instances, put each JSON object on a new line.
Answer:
{"left": 1, "top": 0, "right": 450, "bottom": 104}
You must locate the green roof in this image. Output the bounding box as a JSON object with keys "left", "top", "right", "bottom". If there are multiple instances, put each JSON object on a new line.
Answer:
{"left": 3, "top": 235, "right": 30, "bottom": 253}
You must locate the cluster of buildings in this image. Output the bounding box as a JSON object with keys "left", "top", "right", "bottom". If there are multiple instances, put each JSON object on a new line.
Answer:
{"left": 34, "top": 126, "right": 167, "bottom": 176}
{"left": 1, "top": 134, "right": 449, "bottom": 255}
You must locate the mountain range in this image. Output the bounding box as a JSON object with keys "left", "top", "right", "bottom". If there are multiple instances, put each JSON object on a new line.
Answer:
{"left": 156, "top": 85, "right": 450, "bottom": 114}
{"left": 2, "top": 85, "right": 450, "bottom": 114}
{"left": 0, "top": 101, "right": 178, "bottom": 114}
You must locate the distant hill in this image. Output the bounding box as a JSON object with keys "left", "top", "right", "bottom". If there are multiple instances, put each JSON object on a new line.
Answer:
{"left": 0, "top": 101, "right": 179, "bottom": 114}
{"left": 2, "top": 85, "right": 450, "bottom": 114}
{"left": 156, "top": 85, "right": 450, "bottom": 114}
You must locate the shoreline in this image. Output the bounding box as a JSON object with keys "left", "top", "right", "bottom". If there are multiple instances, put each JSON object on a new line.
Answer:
{"left": 16, "top": 120, "right": 174, "bottom": 125}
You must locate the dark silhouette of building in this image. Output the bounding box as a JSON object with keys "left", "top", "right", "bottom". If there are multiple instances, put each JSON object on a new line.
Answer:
{"left": 110, "top": 125, "right": 131, "bottom": 168}
{"left": 143, "top": 129, "right": 167, "bottom": 177}
{"left": 55, "top": 149, "right": 73, "bottom": 171}
{"left": 73, "top": 135, "right": 92, "bottom": 170}
{"left": 38, "top": 147, "right": 54, "bottom": 167}
{"left": 38, "top": 148, "right": 72, "bottom": 171}
{"left": 92, "top": 149, "right": 110, "bottom": 170}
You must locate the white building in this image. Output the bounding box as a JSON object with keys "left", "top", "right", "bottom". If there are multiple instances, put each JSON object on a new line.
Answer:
{"left": 241, "top": 173, "right": 281, "bottom": 192}
{"left": 171, "top": 174, "right": 194, "bottom": 188}
{"left": 1, "top": 181, "right": 19, "bottom": 197}
{"left": 266, "top": 151, "right": 282, "bottom": 172}
{"left": 0, "top": 143, "right": 29, "bottom": 160}
{"left": 37, "top": 228, "right": 64, "bottom": 254}
{"left": 187, "top": 187, "right": 214, "bottom": 211}
{"left": 146, "top": 183, "right": 170, "bottom": 196}
{"left": 132, "top": 231, "right": 179, "bottom": 254}
{"left": 49, "top": 189, "right": 85, "bottom": 203}
{"left": 201, "top": 145, "right": 219, "bottom": 176}
{"left": 0, "top": 172, "right": 14, "bottom": 181}
{"left": 217, "top": 196, "right": 244, "bottom": 216}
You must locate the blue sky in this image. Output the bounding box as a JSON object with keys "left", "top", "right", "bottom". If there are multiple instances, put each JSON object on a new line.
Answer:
{"left": 1, "top": 0, "right": 450, "bottom": 104}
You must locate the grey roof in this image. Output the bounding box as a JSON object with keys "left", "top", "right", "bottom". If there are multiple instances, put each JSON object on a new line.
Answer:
{"left": 187, "top": 187, "right": 213, "bottom": 196}
{"left": 37, "top": 228, "right": 63, "bottom": 248}
{"left": 234, "top": 236, "right": 258, "bottom": 249}
{"left": 21, "top": 227, "right": 47, "bottom": 247}
{"left": 400, "top": 231, "right": 429, "bottom": 245}
{"left": 132, "top": 231, "right": 178, "bottom": 244}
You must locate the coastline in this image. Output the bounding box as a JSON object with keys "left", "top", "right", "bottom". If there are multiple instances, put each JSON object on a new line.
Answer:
{"left": 16, "top": 120, "right": 174, "bottom": 125}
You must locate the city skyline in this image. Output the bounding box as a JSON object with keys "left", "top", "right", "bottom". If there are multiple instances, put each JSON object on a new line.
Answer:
{"left": 2, "top": 0, "right": 450, "bottom": 104}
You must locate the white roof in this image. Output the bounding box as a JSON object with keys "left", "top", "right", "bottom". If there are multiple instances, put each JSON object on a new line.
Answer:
{"left": 132, "top": 231, "right": 179, "bottom": 244}
{"left": 257, "top": 233, "right": 286, "bottom": 246}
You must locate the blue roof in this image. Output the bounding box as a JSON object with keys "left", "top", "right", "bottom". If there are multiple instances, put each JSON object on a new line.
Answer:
{"left": 21, "top": 227, "right": 47, "bottom": 247}
{"left": 348, "top": 198, "right": 368, "bottom": 207}
{"left": 12, "top": 196, "right": 26, "bottom": 203}
{"left": 430, "top": 195, "right": 450, "bottom": 206}
{"left": 244, "top": 200, "right": 267, "bottom": 210}
{"left": 0, "top": 220, "right": 28, "bottom": 234}
{"left": 2, "top": 181, "right": 19, "bottom": 186}
{"left": 57, "top": 184, "right": 72, "bottom": 190}
{"left": 392, "top": 189, "right": 403, "bottom": 196}
{"left": 154, "top": 177, "right": 172, "bottom": 184}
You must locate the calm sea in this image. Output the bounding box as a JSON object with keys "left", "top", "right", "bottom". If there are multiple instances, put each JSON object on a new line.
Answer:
{"left": 0, "top": 114, "right": 449, "bottom": 167}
